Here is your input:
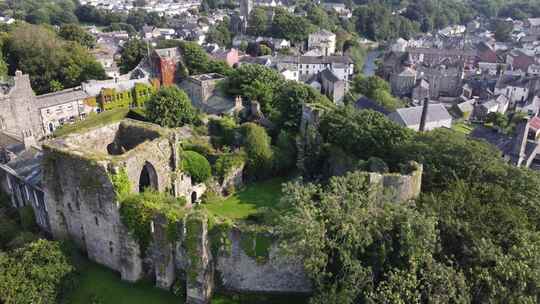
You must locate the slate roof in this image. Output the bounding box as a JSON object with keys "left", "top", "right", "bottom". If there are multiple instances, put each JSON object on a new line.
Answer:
{"left": 35, "top": 88, "right": 90, "bottom": 108}
{"left": 4, "top": 148, "right": 43, "bottom": 188}
{"left": 390, "top": 104, "right": 452, "bottom": 126}
{"left": 354, "top": 96, "right": 390, "bottom": 115}
{"left": 320, "top": 68, "right": 341, "bottom": 83}
{"left": 275, "top": 55, "right": 353, "bottom": 65}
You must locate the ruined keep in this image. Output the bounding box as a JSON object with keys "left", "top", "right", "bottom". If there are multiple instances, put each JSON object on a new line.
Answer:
{"left": 41, "top": 119, "right": 312, "bottom": 303}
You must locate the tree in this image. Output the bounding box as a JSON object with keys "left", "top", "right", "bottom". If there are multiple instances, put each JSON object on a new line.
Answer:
{"left": 274, "top": 81, "right": 331, "bottom": 131}
{"left": 270, "top": 8, "right": 315, "bottom": 42}
{"left": 278, "top": 172, "right": 457, "bottom": 304}
{"left": 126, "top": 9, "right": 146, "bottom": 30}
{"left": 259, "top": 44, "right": 272, "bottom": 56}
{"left": 486, "top": 111, "right": 509, "bottom": 129}
{"left": 182, "top": 151, "right": 211, "bottom": 184}
{"left": 241, "top": 123, "right": 273, "bottom": 179}
{"left": 247, "top": 7, "right": 269, "bottom": 36}
{"left": 224, "top": 64, "right": 285, "bottom": 116}
{"left": 206, "top": 18, "right": 232, "bottom": 48}
{"left": 0, "top": 240, "right": 74, "bottom": 304}
{"left": 319, "top": 107, "right": 413, "bottom": 167}
{"left": 352, "top": 75, "right": 403, "bottom": 111}
{"left": 5, "top": 23, "right": 105, "bottom": 94}
{"left": 118, "top": 38, "right": 146, "bottom": 74}
{"left": 59, "top": 23, "right": 96, "bottom": 48}
{"left": 145, "top": 86, "right": 198, "bottom": 128}
{"left": 401, "top": 128, "right": 505, "bottom": 192}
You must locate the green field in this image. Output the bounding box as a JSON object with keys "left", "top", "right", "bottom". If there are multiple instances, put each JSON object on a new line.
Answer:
{"left": 204, "top": 178, "right": 287, "bottom": 221}
{"left": 64, "top": 260, "right": 181, "bottom": 304}
{"left": 54, "top": 108, "right": 129, "bottom": 137}
{"left": 65, "top": 258, "right": 308, "bottom": 304}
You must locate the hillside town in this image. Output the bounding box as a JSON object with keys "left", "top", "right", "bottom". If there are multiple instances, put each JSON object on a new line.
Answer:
{"left": 1, "top": 0, "right": 540, "bottom": 304}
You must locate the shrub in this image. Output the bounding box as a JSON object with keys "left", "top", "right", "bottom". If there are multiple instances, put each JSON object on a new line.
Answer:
{"left": 241, "top": 123, "right": 273, "bottom": 180}
{"left": 182, "top": 151, "right": 212, "bottom": 184}
{"left": 209, "top": 117, "right": 237, "bottom": 148}
{"left": 120, "top": 191, "right": 186, "bottom": 250}
{"left": 214, "top": 152, "right": 247, "bottom": 182}
{"left": 145, "top": 86, "right": 198, "bottom": 128}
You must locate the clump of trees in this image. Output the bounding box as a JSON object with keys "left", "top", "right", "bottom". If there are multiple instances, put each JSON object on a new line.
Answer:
{"left": 0, "top": 240, "right": 75, "bottom": 304}
{"left": 145, "top": 86, "right": 199, "bottom": 128}
{"left": 3, "top": 23, "right": 106, "bottom": 93}
{"left": 351, "top": 75, "right": 405, "bottom": 111}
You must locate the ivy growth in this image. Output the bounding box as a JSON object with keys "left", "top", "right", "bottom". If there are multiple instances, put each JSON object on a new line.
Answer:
{"left": 119, "top": 191, "right": 186, "bottom": 252}
{"left": 110, "top": 168, "right": 131, "bottom": 199}
{"left": 184, "top": 210, "right": 206, "bottom": 282}
{"left": 240, "top": 230, "right": 273, "bottom": 263}
{"left": 213, "top": 151, "right": 246, "bottom": 183}
{"left": 208, "top": 217, "right": 233, "bottom": 258}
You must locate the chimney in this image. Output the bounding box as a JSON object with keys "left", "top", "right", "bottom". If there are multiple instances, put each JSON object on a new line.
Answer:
{"left": 419, "top": 98, "right": 429, "bottom": 132}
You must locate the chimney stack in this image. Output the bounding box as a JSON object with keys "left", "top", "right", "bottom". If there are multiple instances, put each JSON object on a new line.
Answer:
{"left": 419, "top": 98, "right": 429, "bottom": 132}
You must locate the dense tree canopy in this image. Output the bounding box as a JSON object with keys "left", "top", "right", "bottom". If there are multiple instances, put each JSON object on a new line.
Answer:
{"left": 118, "top": 38, "right": 147, "bottom": 74}
{"left": 224, "top": 64, "right": 286, "bottom": 116}
{"left": 241, "top": 122, "right": 274, "bottom": 179}
{"left": 0, "top": 240, "right": 74, "bottom": 304}
{"left": 4, "top": 23, "right": 105, "bottom": 94}
{"left": 58, "top": 23, "right": 96, "bottom": 48}
{"left": 145, "top": 86, "right": 199, "bottom": 128}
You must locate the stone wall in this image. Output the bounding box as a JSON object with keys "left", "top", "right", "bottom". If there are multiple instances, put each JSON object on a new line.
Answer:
{"left": 217, "top": 229, "right": 312, "bottom": 294}
{"left": 368, "top": 161, "right": 423, "bottom": 203}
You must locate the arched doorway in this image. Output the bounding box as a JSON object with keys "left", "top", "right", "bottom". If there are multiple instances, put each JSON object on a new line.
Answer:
{"left": 139, "top": 162, "right": 158, "bottom": 192}
{"left": 191, "top": 192, "right": 197, "bottom": 205}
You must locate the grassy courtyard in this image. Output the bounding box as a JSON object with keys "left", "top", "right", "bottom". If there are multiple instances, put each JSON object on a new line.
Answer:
{"left": 204, "top": 177, "right": 287, "bottom": 221}
{"left": 65, "top": 258, "right": 307, "bottom": 304}
{"left": 64, "top": 260, "right": 181, "bottom": 304}
{"left": 54, "top": 108, "right": 129, "bottom": 137}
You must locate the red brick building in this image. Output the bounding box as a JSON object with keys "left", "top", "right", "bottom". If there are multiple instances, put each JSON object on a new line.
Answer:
{"left": 151, "top": 48, "right": 182, "bottom": 87}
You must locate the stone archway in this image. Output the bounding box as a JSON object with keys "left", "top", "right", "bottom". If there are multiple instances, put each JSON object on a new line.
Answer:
{"left": 139, "top": 161, "right": 158, "bottom": 192}
{"left": 191, "top": 191, "right": 197, "bottom": 205}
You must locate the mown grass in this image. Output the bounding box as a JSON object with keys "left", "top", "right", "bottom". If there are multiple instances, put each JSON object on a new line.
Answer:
{"left": 65, "top": 257, "right": 308, "bottom": 304}
{"left": 64, "top": 260, "right": 181, "bottom": 304}
{"left": 204, "top": 177, "right": 287, "bottom": 221}
{"left": 53, "top": 108, "right": 129, "bottom": 137}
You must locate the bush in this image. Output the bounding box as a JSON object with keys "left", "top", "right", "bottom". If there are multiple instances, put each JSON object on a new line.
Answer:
{"left": 240, "top": 123, "right": 273, "bottom": 180}
{"left": 214, "top": 152, "right": 247, "bottom": 182}
{"left": 182, "top": 151, "right": 212, "bottom": 184}
{"left": 209, "top": 117, "right": 237, "bottom": 148}
{"left": 145, "top": 86, "right": 198, "bottom": 128}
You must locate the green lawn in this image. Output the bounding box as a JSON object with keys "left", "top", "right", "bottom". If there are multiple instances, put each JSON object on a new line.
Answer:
{"left": 452, "top": 122, "right": 474, "bottom": 135}
{"left": 65, "top": 258, "right": 308, "bottom": 304}
{"left": 204, "top": 178, "right": 287, "bottom": 221}
{"left": 65, "top": 260, "right": 181, "bottom": 304}
{"left": 54, "top": 108, "right": 129, "bottom": 137}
